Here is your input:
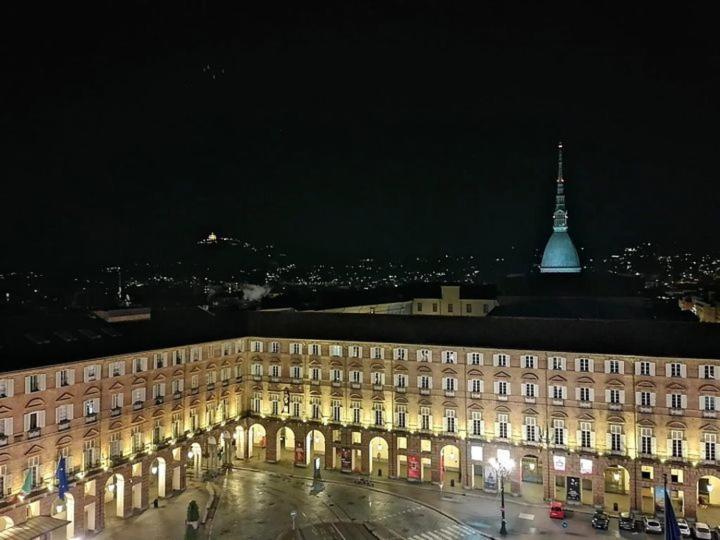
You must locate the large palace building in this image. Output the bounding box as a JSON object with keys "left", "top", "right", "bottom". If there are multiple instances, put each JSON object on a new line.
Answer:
{"left": 1, "top": 308, "right": 720, "bottom": 536}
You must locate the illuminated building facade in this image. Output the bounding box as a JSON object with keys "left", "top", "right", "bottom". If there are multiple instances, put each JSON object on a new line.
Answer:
{"left": 1, "top": 310, "right": 720, "bottom": 535}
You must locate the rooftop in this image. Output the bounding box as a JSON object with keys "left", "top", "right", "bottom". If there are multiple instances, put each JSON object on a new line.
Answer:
{"left": 2, "top": 307, "right": 720, "bottom": 371}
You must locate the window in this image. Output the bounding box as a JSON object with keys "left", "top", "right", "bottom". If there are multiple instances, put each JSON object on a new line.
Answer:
{"left": 290, "top": 343, "right": 302, "bottom": 355}
{"left": 251, "top": 341, "right": 263, "bottom": 353}
{"left": 311, "top": 367, "right": 321, "bottom": 381}
{"left": 525, "top": 417, "right": 537, "bottom": 442}
{"left": 550, "top": 357, "right": 565, "bottom": 371}
{"left": 577, "top": 358, "right": 591, "bottom": 372}
{"left": 609, "top": 389, "right": 621, "bottom": 404}
{"left": 190, "top": 347, "right": 202, "bottom": 362}
{"left": 109, "top": 432, "right": 122, "bottom": 457}
{"left": 252, "top": 393, "right": 262, "bottom": 413}
{"left": 393, "top": 348, "right": 408, "bottom": 361}
{"left": 703, "top": 396, "right": 716, "bottom": 411}
{"left": 0, "top": 379, "right": 14, "bottom": 398}
{"left": 639, "top": 361, "right": 652, "bottom": 376}
{"left": 668, "top": 393, "right": 685, "bottom": 410}
{"left": 351, "top": 401, "right": 362, "bottom": 424}
{"left": 55, "top": 404, "right": 73, "bottom": 424}
{"left": 311, "top": 398, "right": 321, "bottom": 420}
{"left": 374, "top": 403, "right": 384, "bottom": 426}
{"left": 222, "top": 342, "right": 233, "bottom": 356}
{"left": 291, "top": 366, "right": 302, "bottom": 379}
{"left": 443, "top": 377, "right": 456, "bottom": 391}
{"left": 553, "top": 419, "right": 565, "bottom": 445}
{"left": 133, "top": 358, "right": 147, "bottom": 374}
{"left": 580, "top": 422, "right": 592, "bottom": 448}
{"left": 640, "top": 427, "right": 653, "bottom": 455}
{"left": 270, "top": 364, "right": 280, "bottom": 378}
{"left": 468, "top": 352, "right": 483, "bottom": 365}
{"left": 469, "top": 379, "right": 483, "bottom": 393}
{"left": 206, "top": 371, "right": 217, "bottom": 385}
{"left": 171, "top": 379, "right": 183, "bottom": 395}
{"left": 494, "top": 354, "right": 508, "bottom": 367}
{"left": 551, "top": 385, "right": 566, "bottom": 400}
{"left": 640, "top": 391, "right": 652, "bottom": 407}
{"left": 173, "top": 350, "right": 185, "bottom": 365}
{"left": 371, "top": 347, "right": 383, "bottom": 360}
{"left": 420, "top": 407, "right": 431, "bottom": 430}
{"left": 522, "top": 382, "right": 537, "bottom": 397}
{"left": 372, "top": 372, "right": 384, "bottom": 386}
{"left": 84, "top": 364, "right": 100, "bottom": 382}
{"left": 466, "top": 303, "right": 472, "bottom": 314}
{"left": 152, "top": 383, "right": 165, "bottom": 400}
{"left": 271, "top": 341, "right": 280, "bottom": 354}
{"left": 418, "top": 376, "right": 432, "bottom": 390}
{"left": 57, "top": 369, "right": 74, "bottom": 387}
{"left": 607, "top": 360, "right": 622, "bottom": 374}
{"left": 396, "top": 405, "right": 407, "bottom": 428}
{"left": 132, "top": 387, "right": 146, "bottom": 404}
{"left": 350, "top": 370, "right": 362, "bottom": 384}
{"left": 0, "top": 417, "right": 14, "bottom": 438}
{"left": 610, "top": 424, "right": 622, "bottom": 452}
{"left": 668, "top": 363, "right": 683, "bottom": 378}
{"left": 578, "top": 387, "right": 590, "bottom": 402}
{"left": 395, "top": 373, "right": 408, "bottom": 388}
{"left": 25, "top": 374, "right": 46, "bottom": 393}
{"left": 704, "top": 433, "right": 717, "bottom": 461}
{"left": 416, "top": 302, "right": 422, "bottom": 312}
{"left": 497, "top": 414, "right": 509, "bottom": 439}
{"left": 523, "top": 355, "right": 536, "bottom": 369}
{"left": 417, "top": 349, "right": 431, "bottom": 362}
{"left": 27, "top": 456, "right": 40, "bottom": 488}
{"left": 331, "top": 369, "right": 342, "bottom": 382}
{"left": 670, "top": 430, "right": 684, "bottom": 458}
{"left": 310, "top": 344, "right": 321, "bottom": 356}
{"left": 24, "top": 410, "right": 45, "bottom": 432}
{"left": 132, "top": 426, "right": 143, "bottom": 452}
{"left": 109, "top": 361, "right": 125, "bottom": 377}
{"left": 447, "top": 303, "right": 454, "bottom": 313}
{"left": 442, "top": 351, "right": 456, "bottom": 364}
{"left": 349, "top": 346, "right": 361, "bottom": 358}
{"left": 330, "top": 345, "right": 342, "bottom": 357}
{"left": 270, "top": 394, "right": 280, "bottom": 415}
{"left": 332, "top": 400, "right": 342, "bottom": 422}
{"left": 432, "top": 303, "right": 438, "bottom": 313}
{"left": 496, "top": 380, "right": 508, "bottom": 395}
{"left": 471, "top": 411, "right": 483, "bottom": 436}
{"left": 444, "top": 409, "right": 456, "bottom": 433}
{"left": 84, "top": 398, "right": 99, "bottom": 416}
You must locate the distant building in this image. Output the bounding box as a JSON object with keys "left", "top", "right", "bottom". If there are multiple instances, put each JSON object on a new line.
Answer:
{"left": 679, "top": 295, "right": 720, "bottom": 323}
{"left": 540, "top": 143, "right": 581, "bottom": 273}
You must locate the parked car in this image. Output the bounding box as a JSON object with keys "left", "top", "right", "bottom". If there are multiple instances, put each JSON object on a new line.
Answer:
{"left": 549, "top": 502, "right": 565, "bottom": 519}
{"left": 619, "top": 512, "right": 635, "bottom": 531}
{"left": 644, "top": 517, "right": 663, "bottom": 534}
{"left": 693, "top": 522, "right": 712, "bottom": 540}
{"left": 676, "top": 518, "right": 691, "bottom": 538}
{"left": 591, "top": 511, "right": 609, "bottom": 530}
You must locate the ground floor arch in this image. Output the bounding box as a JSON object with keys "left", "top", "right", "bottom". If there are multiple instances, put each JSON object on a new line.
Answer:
{"left": 51, "top": 493, "right": 75, "bottom": 539}
{"left": 188, "top": 442, "right": 202, "bottom": 479}
{"left": 219, "top": 431, "right": 233, "bottom": 465}
{"left": 440, "top": 444, "right": 461, "bottom": 488}
{"left": 520, "top": 455, "right": 543, "bottom": 503}
{"left": 603, "top": 465, "right": 631, "bottom": 513}
{"left": 697, "top": 475, "right": 720, "bottom": 526}
{"left": 276, "top": 426, "right": 296, "bottom": 463}
{"left": 103, "top": 473, "right": 125, "bottom": 519}
{"left": 149, "top": 457, "right": 167, "bottom": 501}
{"left": 369, "top": 436, "right": 389, "bottom": 476}
{"left": 248, "top": 423, "right": 267, "bottom": 459}
{"left": 235, "top": 426, "right": 246, "bottom": 459}
{"left": 0, "top": 516, "right": 13, "bottom": 531}
{"left": 305, "top": 429, "right": 326, "bottom": 468}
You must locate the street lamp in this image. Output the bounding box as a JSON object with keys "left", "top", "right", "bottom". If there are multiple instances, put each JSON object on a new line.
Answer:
{"left": 488, "top": 455, "right": 516, "bottom": 536}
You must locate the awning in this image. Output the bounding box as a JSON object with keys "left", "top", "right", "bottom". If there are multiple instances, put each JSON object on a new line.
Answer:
{"left": 0, "top": 516, "right": 69, "bottom": 540}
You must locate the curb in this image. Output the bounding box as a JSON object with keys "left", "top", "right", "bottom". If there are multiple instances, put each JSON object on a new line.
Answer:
{"left": 232, "top": 465, "right": 498, "bottom": 540}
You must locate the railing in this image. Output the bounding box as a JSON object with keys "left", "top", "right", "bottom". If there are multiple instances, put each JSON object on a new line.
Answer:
{"left": 111, "top": 407, "right": 122, "bottom": 417}
{"left": 638, "top": 405, "right": 652, "bottom": 413}
{"left": 207, "top": 382, "right": 216, "bottom": 391}
{"left": 173, "top": 391, "right": 183, "bottom": 400}
{"left": 311, "top": 380, "right": 321, "bottom": 386}
{"left": 552, "top": 399, "right": 564, "bottom": 406}
{"left": 419, "top": 388, "right": 431, "bottom": 396}
{"left": 331, "top": 381, "right": 342, "bottom": 387}
{"left": 524, "top": 396, "right": 536, "bottom": 403}
{"left": 27, "top": 428, "right": 41, "bottom": 439}
{"left": 350, "top": 382, "right": 361, "bottom": 390}
{"left": 85, "top": 413, "right": 98, "bottom": 424}
{"left": 155, "top": 396, "right": 165, "bottom": 405}
{"left": 703, "top": 410, "right": 717, "bottom": 418}
{"left": 396, "top": 387, "right": 407, "bottom": 393}
{"left": 292, "top": 378, "right": 302, "bottom": 385}
{"left": 133, "top": 401, "right": 144, "bottom": 411}
{"left": 58, "top": 420, "right": 71, "bottom": 431}
{"left": 270, "top": 377, "right": 280, "bottom": 383}
{"left": 444, "top": 390, "right": 456, "bottom": 397}
{"left": 669, "top": 408, "right": 684, "bottom": 416}
{"left": 578, "top": 401, "right": 592, "bottom": 408}
{"left": 373, "top": 384, "right": 384, "bottom": 391}
{"left": 608, "top": 403, "right": 623, "bottom": 411}
{"left": 496, "top": 395, "right": 508, "bottom": 401}
{"left": 190, "top": 388, "right": 199, "bottom": 395}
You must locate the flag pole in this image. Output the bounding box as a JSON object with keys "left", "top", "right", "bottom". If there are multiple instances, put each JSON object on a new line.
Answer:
{"left": 664, "top": 473, "right": 668, "bottom": 540}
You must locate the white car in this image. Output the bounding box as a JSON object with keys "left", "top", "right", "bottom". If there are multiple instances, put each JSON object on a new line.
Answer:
{"left": 676, "top": 519, "right": 691, "bottom": 538}
{"left": 694, "top": 522, "right": 712, "bottom": 540}
{"left": 644, "top": 517, "right": 663, "bottom": 534}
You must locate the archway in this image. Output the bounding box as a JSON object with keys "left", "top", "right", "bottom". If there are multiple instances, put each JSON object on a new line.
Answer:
{"left": 276, "top": 426, "right": 296, "bottom": 463}
{"left": 206, "top": 435, "right": 218, "bottom": 472}
{"left": 368, "top": 437, "right": 388, "bottom": 476}
{"left": 248, "top": 424, "right": 267, "bottom": 460}
{"left": 603, "top": 465, "right": 631, "bottom": 514}
{"left": 697, "top": 475, "right": 720, "bottom": 526}
{"left": 188, "top": 442, "right": 202, "bottom": 479}
{"left": 0, "top": 516, "right": 13, "bottom": 531}
{"left": 305, "top": 429, "right": 326, "bottom": 468}
{"left": 219, "top": 431, "right": 232, "bottom": 466}
{"left": 51, "top": 493, "right": 75, "bottom": 538}
{"left": 520, "top": 455, "right": 543, "bottom": 503}
{"left": 440, "top": 444, "right": 461, "bottom": 490}
{"left": 103, "top": 473, "right": 125, "bottom": 519}
{"left": 235, "top": 426, "right": 246, "bottom": 460}
{"left": 149, "top": 457, "right": 167, "bottom": 501}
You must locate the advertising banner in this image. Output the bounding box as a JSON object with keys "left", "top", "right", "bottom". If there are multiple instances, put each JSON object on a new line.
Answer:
{"left": 566, "top": 476, "right": 581, "bottom": 503}
{"left": 294, "top": 440, "right": 305, "bottom": 465}
{"left": 340, "top": 448, "right": 352, "bottom": 472}
{"left": 407, "top": 454, "right": 421, "bottom": 481}
{"left": 654, "top": 486, "right": 666, "bottom": 514}
{"left": 484, "top": 465, "right": 498, "bottom": 491}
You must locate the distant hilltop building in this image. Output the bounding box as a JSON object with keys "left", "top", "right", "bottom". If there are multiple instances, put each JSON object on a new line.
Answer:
{"left": 207, "top": 232, "right": 217, "bottom": 243}
{"left": 540, "top": 142, "right": 581, "bottom": 273}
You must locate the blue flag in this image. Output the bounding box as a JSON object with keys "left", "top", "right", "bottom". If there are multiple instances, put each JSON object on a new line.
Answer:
{"left": 56, "top": 457, "right": 68, "bottom": 501}
{"left": 664, "top": 487, "right": 681, "bottom": 540}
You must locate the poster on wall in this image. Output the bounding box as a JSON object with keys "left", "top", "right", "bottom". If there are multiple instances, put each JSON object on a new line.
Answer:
{"left": 407, "top": 454, "right": 421, "bottom": 481}
{"left": 654, "top": 486, "right": 666, "bottom": 514}
{"left": 294, "top": 441, "right": 305, "bottom": 465}
{"left": 484, "top": 465, "right": 498, "bottom": 491}
{"left": 340, "top": 448, "right": 352, "bottom": 472}
{"left": 566, "top": 476, "right": 581, "bottom": 503}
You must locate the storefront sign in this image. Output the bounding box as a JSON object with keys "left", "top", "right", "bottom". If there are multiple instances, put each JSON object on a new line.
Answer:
{"left": 471, "top": 446, "right": 483, "bottom": 461}
{"left": 566, "top": 476, "right": 581, "bottom": 502}
{"left": 294, "top": 441, "right": 305, "bottom": 465}
{"left": 484, "top": 465, "right": 498, "bottom": 491}
{"left": 553, "top": 455, "right": 566, "bottom": 471}
{"left": 407, "top": 454, "right": 421, "bottom": 481}
{"left": 340, "top": 447, "right": 352, "bottom": 472}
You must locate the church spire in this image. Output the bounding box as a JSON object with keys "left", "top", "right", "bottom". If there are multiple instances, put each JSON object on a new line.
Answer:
{"left": 557, "top": 141, "right": 563, "bottom": 182}
{"left": 552, "top": 142, "right": 567, "bottom": 232}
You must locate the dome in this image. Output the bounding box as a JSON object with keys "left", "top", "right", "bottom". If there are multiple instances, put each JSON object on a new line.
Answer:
{"left": 540, "top": 231, "right": 581, "bottom": 273}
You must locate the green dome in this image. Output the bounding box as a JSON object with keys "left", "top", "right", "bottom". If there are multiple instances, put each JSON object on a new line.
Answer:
{"left": 540, "top": 231, "right": 581, "bottom": 273}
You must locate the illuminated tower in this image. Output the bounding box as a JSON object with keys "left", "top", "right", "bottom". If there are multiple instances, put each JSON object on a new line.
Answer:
{"left": 540, "top": 142, "right": 581, "bottom": 273}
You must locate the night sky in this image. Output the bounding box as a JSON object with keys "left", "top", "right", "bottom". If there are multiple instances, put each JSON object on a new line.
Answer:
{"left": 2, "top": 2, "right": 719, "bottom": 269}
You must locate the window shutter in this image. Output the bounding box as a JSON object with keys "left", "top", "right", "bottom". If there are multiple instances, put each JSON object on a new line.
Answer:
{"left": 23, "top": 414, "right": 30, "bottom": 432}
{"left": 68, "top": 404, "right": 74, "bottom": 420}
{"left": 577, "top": 388, "right": 583, "bottom": 401}
{"left": 588, "top": 359, "right": 594, "bottom": 372}
{"left": 590, "top": 431, "right": 596, "bottom": 448}
{"left": 575, "top": 358, "right": 582, "bottom": 372}
{"left": 507, "top": 422, "right": 512, "bottom": 439}
{"left": 665, "top": 364, "right": 672, "bottom": 378}
{"left": 55, "top": 407, "right": 62, "bottom": 424}
{"left": 636, "top": 392, "right": 641, "bottom": 404}
{"left": 468, "top": 380, "right": 475, "bottom": 393}
{"left": 682, "top": 440, "right": 688, "bottom": 457}
{"left": 606, "top": 433, "right": 612, "bottom": 451}
{"left": 605, "top": 389, "right": 611, "bottom": 403}
{"left": 702, "top": 442, "right": 707, "bottom": 460}
{"left": 650, "top": 363, "right": 656, "bottom": 376}
{"left": 666, "top": 394, "right": 672, "bottom": 408}
{"left": 604, "top": 360, "right": 611, "bottom": 373}
{"left": 618, "top": 362, "right": 624, "bottom": 374}
{"left": 521, "top": 384, "right": 527, "bottom": 396}
{"left": 563, "top": 428, "right": 568, "bottom": 445}
{"left": 700, "top": 396, "right": 706, "bottom": 410}
{"left": 56, "top": 372, "right": 62, "bottom": 387}
{"left": 505, "top": 383, "right": 511, "bottom": 395}
{"left": 493, "top": 381, "right": 499, "bottom": 394}
{"left": 38, "top": 374, "right": 46, "bottom": 391}
{"left": 681, "top": 395, "right": 688, "bottom": 409}
{"left": 548, "top": 385, "right": 553, "bottom": 397}
{"left": 635, "top": 362, "right": 641, "bottom": 375}
{"left": 650, "top": 393, "right": 656, "bottom": 406}
{"left": 619, "top": 390, "right": 626, "bottom": 404}
{"left": 620, "top": 434, "right": 627, "bottom": 452}
{"left": 95, "top": 365, "right": 102, "bottom": 381}
{"left": 38, "top": 411, "right": 46, "bottom": 428}
{"left": 576, "top": 429, "right": 582, "bottom": 445}
{"left": 6, "top": 380, "right": 13, "bottom": 397}
{"left": 680, "top": 364, "right": 687, "bottom": 378}
{"left": 441, "top": 377, "right": 447, "bottom": 390}
{"left": 562, "top": 387, "right": 567, "bottom": 399}
{"left": 588, "top": 388, "right": 595, "bottom": 401}
{"left": 666, "top": 439, "right": 672, "bottom": 456}
{"left": 5, "top": 418, "right": 12, "bottom": 436}
{"left": 494, "top": 421, "right": 500, "bottom": 437}
{"left": 24, "top": 378, "right": 30, "bottom": 394}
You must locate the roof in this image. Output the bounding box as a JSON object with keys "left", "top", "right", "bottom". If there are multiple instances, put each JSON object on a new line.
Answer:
{"left": 0, "top": 516, "right": 69, "bottom": 540}
{"left": 540, "top": 230, "right": 581, "bottom": 272}
{"left": 2, "top": 308, "right": 720, "bottom": 371}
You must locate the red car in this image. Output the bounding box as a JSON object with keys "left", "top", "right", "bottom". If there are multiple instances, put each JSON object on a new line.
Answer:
{"left": 549, "top": 502, "right": 565, "bottom": 519}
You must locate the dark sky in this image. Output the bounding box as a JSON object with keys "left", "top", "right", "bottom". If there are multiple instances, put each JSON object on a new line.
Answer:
{"left": 2, "top": 1, "right": 719, "bottom": 269}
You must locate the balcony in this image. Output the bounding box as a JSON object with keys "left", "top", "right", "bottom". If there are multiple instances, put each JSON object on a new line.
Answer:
{"left": 84, "top": 413, "right": 98, "bottom": 424}
{"left": 190, "top": 387, "right": 199, "bottom": 395}
{"left": 110, "top": 454, "right": 129, "bottom": 467}
{"left": 27, "top": 428, "right": 41, "bottom": 439}
{"left": 524, "top": 396, "right": 536, "bottom": 404}
{"left": 703, "top": 410, "right": 718, "bottom": 419}
{"left": 292, "top": 378, "right": 303, "bottom": 385}
{"left": 270, "top": 377, "right": 280, "bottom": 383}
{"left": 155, "top": 396, "right": 165, "bottom": 405}
{"left": 173, "top": 391, "right": 183, "bottom": 400}
{"left": 669, "top": 408, "right": 684, "bottom": 416}
{"left": 607, "top": 449, "right": 626, "bottom": 457}
{"left": 373, "top": 384, "right": 383, "bottom": 392}
{"left": 331, "top": 381, "right": 342, "bottom": 388}
{"left": 395, "top": 386, "right": 407, "bottom": 393}
{"left": 578, "top": 401, "right": 592, "bottom": 408}
{"left": 419, "top": 388, "right": 431, "bottom": 396}
{"left": 222, "top": 379, "right": 229, "bottom": 387}
{"left": 0, "top": 435, "right": 7, "bottom": 446}
{"left": 111, "top": 407, "right": 122, "bottom": 417}
{"left": 133, "top": 401, "right": 144, "bottom": 411}
{"left": 444, "top": 390, "right": 456, "bottom": 398}
{"left": 251, "top": 376, "right": 262, "bottom": 383}
{"left": 552, "top": 399, "right": 564, "bottom": 406}
{"left": 311, "top": 380, "right": 321, "bottom": 386}
{"left": 235, "top": 375, "right": 243, "bottom": 383}
{"left": 496, "top": 395, "right": 508, "bottom": 401}
{"left": 350, "top": 382, "right": 361, "bottom": 390}
{"left": 608, "top": 403, "right": 623, "bottom": 411}
{"left": 638, "top": 406, "right": 652, "bottom": 414}
{"left": 207, "top": 382, "right": 216, "bottom": 390}
{"left": 701, "top": 459, "right": 718, "bottom": 466}
{"left": 57, "top": 419, "right": 71, "bottom": 431}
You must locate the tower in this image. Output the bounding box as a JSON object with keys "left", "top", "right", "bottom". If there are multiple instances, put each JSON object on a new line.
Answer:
{"left": 540, "top": 142, "right": 581, "bottom": 273}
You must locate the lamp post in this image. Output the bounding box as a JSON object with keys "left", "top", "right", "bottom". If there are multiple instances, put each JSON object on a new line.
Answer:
{"left": 489, "top": 455, "right": 516, "bottom": 536}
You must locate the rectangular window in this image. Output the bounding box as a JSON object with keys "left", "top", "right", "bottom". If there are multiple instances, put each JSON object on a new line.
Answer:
{"left": 608, "top": 360, "right": 620, "bottom": 374}
{"left": 640, "top": 391, "right": 651, "bottom": 407}
{"left": 553, "top": 419, "right": 565, "bottom": 445}
{"left": 310, "top": 344, "right": 321, "bottom": 356}
{"left": 371, "top": 347, "right": 383, "bottom": 360}
{"left": 578, "top": 358, "right": 590, "bottom": 372}
{"left": 420, "top": 407, "right": 431, "bottom": 430}
{"left": 610, "top": 424, "right": 622, "bottom": 451}
{"left": 417, "top": 349, "right": 431, "bottom": 362}
{"left": 524, "top": 383, "right": 536, "bottom": 397}
{"left": 0, "top": 379, "right": 14, "bottom": 399}
{"left": 640, "top": 427, "right": 653, "bottom": 455}
{"left": 704, "top": 396, "right": 716, "bottom": 411}
{"left": 579, "top": 387, "right": 590, "bottom": 401}
{"left": 494, "top": 354, "right": 508, "bottom": 367}
{"left": 416, "top": 302, "right": 422, "bottom": 312}
{"left": 352, "top": 402, "right": 362, "bottom": 424}
{"left": 290, "top": 343, "right": 302, "bottom": 355}
{"left": 332, "top": 400, "right": 342, "bottom": 422}
{"left": 523, "top": 355, "right": 536, "bottom": 369}
{"left": 271, "top": 342, "right": 280, "bottom": 354}
{"left": 580, "top": 422, "right": 592, "bottom": 448}
{"left": 432, "top": 303, "right": 438, "bottom": 313}
{"left": 444, "top": 409, "right": 456, "bottom": 433}
{"left": 330, "top": 345, "right": 342, "bottom": 357}
{"left": 670, "top": 363, "right": 682, "bottom": 378}
{"left": 251, "top": 341, "right": 263, "bottom": 353}
{"left": 704, "top": 365, "right": 716, "bottom": 380}
{"left": 640, "top": 361, "right": 651, "bottom": 376}
{"left": 497, "top": 381, "right": 508, "bottom": 395}
{"left": 291, "top": 366, "right": 302, "bottom": 379}
{"left": 471, "top": 411, "right": 482, "bottom": 436}
{"left": 393, "top": 348, "right": 407, "bottom": 361}
{"left": 442, "top": 351, "right": 456, "bottom": 364}
{"left": 671, "top": 430, "right": 684, "bottom": 458}
{"left": 469, "top": 352, "right": 482, "bottom": 365}
{"left": 525, "top": 417, "right": 537, "bottom": 442}
{"left": 705, "top": 433, "right": 717, "bottom": 461}
{"left": 396, "top": 405, "right": 406, "bottom": 428}
{"left": 497, "top": 414, "right": 509, "bottom": 439}
{"left": 466, "top": 303, "right": 472, "bottom": 313}
{"left": 551, "top": 357, "right": 565, "bottom": 371}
